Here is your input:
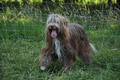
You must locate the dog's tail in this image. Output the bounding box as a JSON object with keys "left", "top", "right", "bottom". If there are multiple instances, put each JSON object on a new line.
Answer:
{"left": 89, "top": 43, "right": 98, "bottom": 53}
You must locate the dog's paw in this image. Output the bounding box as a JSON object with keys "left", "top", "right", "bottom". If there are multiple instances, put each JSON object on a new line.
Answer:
{"left": 40, "top": 66, "right": 46, "bottom": 71}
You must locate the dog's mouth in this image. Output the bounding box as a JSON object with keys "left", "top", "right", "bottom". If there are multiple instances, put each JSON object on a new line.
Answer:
{"left": 50, "top": 29, "right": 57, "bottom": 38}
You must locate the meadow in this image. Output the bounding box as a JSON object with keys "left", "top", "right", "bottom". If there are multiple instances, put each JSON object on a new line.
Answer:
{"left": 0, "top": 2, "right": 120, "bottom": 80}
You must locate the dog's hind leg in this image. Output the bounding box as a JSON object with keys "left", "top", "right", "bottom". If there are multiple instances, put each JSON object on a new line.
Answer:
{"left": 78, "top": 51, "right": 92, "bottom": 63}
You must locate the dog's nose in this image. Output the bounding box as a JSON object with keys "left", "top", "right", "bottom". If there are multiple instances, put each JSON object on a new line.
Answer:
{"left": 50, "top": 25, "right": 54, "bottom": 29}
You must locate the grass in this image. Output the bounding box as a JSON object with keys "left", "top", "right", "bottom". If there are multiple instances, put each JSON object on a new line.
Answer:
{"left": 0, "top": 39, "right": 120, "bottom": 80}
{"left": 0, "top": 3, "right": 120, "bottom": 80}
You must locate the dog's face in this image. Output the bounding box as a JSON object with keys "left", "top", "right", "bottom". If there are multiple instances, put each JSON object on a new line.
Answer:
{"left": 46, "top": 14, "right": 67, "bottom": 38}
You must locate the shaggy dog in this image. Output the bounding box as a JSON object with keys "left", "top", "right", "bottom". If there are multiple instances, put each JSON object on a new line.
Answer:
{"left": 40, "top": 14, "right": 97, "bottom": 71}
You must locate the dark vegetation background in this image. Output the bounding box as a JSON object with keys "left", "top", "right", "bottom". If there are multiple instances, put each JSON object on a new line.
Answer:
{"left": 0, "top": 0, "right": 120, "bottom": 80}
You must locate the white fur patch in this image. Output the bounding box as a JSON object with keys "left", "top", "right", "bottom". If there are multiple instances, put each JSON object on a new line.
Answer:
{"left": 54, "top": 39, "right": 61, "bottom": 58}
{"left": 41, "top": 66, "right": 46, "bottom": 71}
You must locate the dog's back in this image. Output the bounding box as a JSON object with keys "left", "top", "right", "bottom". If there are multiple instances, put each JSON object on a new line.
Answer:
{"left": 68, "top": 23, "right": 89, "bottom": 48}
{"left": 68, "top": 23, "right": 92, "bottom": 63}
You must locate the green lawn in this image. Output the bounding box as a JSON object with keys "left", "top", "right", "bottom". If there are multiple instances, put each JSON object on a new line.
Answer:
{"left": 0, "top": 3, "right": 120, "bottom": 80}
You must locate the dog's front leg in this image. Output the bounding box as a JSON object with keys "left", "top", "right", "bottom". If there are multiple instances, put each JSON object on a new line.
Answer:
{"left": 62, "top": 57, "right": 74, "bottom": 72}
{"left": 40, "top": 54, "right": 52, "bottom": 71}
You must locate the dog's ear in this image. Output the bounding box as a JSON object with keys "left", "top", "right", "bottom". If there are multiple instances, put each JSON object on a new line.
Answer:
{"left": 45, "top": 28, "right": 52, "bottom": 45}
{"left": 62, "top": 18, "right": 67, "bottom": 27}
{"left": 61, "top": 16, "right": 68, "bottom": 27}
{"left": 63, "top": 17, "right": 69, "bottom": 27}
{"left": 64, "top": 20, "right": 68, "bottom": 26}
